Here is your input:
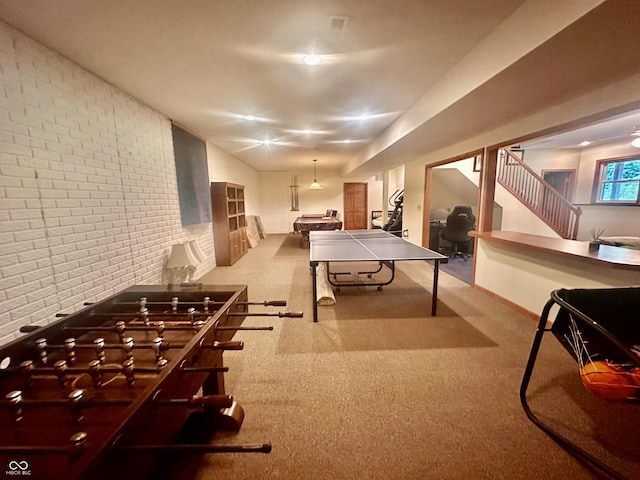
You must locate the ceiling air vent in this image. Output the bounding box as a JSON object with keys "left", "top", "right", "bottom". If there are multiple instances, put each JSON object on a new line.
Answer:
{"left": 328, "top": 15, "right": 349, "bottom": 39}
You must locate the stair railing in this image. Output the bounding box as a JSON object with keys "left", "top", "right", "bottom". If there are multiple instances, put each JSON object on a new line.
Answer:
{"left": 497, "top": 149, "right": 581, "bottom": 239}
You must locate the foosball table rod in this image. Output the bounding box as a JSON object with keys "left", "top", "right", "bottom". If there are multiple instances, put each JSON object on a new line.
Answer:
{"left": 116, "top": 443, "right": 272, "bottom": 454}
{"left": 5, "top": 357, "right": 230, "bottom": 389}
{"left": 0, "top": 432, "right": 271, "bottom": 459}
{"left": 3, "top": 389, "right": 235, "bottom": 423}
{"left": 91, "top": 298, "right": 288, "bottom": 308}
{"left": 62, "top": 320, "right": 274, "bottom": 338}
{"left": 31, "top": 337, "right": 244, "bottom": 366}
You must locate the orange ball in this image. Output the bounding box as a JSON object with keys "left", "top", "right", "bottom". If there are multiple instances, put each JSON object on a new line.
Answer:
{"left": 580, "top": 361, "right": 637, "bottom": 401}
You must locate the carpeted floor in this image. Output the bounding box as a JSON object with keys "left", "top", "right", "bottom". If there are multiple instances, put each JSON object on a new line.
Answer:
{"left": 439, "top": 255, "right": 473, "bottom": 284}
{"left": 175, "top": 234, "right": 639, "bottom": 480}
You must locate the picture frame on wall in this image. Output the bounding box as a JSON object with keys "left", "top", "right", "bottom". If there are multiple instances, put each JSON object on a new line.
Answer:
{"left": 171, "top": 124, "right": 212, "bottom": 226}
{"left": 473, "top": 154, "right": 482, "bottom": 172}
{"left": 510, "top": 148, "right": 525, "bottom": 161}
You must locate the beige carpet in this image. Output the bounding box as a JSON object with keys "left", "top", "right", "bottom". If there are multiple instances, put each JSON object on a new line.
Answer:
{"left": 171, "top": 234, "right": 639, "bottom": 480}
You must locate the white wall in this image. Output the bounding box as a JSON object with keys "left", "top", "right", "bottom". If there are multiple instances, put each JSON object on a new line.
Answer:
{"left": 574, "top": 141, "right": 640, "bottom": 204}
{"left": 574, "top": 141, "right": 640, "bottom": 239}
{"left": 475, "top": 239, "right": 640, "bottom": 315}
{"left": 207, "top": 142, "right": 260, "bottom": 214}
{"left": 431, "top": 158, "right": 479, "bottom": 211}
{"left": 367, "top": 174, "right": 383, "bottom": 222}
{"left": 366, "top": 166, "right": 405, "bottom": 226}
{"left": 257, "top": 171, "right": 290, "bottom": 233}
{"left": 282, "top": 169, "right": 345, "bottom": 232}
{"left": 494, "top": 183, "right": 558, "bottom": 237}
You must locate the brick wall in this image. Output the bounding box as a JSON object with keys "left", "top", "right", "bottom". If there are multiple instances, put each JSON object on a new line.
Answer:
{"left": 0, "top": 23, "right": 215, "bottom": 345}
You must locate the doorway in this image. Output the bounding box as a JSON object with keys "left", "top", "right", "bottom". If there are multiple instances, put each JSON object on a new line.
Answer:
{"left": 422, "top": 154, "right": 482, "bottom": 285}
{"left": 542, "top": 169, "right": 576, "bottom": 200}
{"left": 343, "top": 182, "right": 368, "bottom": 230}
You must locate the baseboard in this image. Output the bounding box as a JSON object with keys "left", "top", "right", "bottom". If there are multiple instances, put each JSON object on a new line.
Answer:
{"left": 473, "top": 284, "right": 539, "bottom": 321}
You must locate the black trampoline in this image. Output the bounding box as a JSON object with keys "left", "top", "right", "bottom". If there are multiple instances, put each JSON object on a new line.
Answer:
{"left": 520, "top": 287, "right": 640, "bottom": 479}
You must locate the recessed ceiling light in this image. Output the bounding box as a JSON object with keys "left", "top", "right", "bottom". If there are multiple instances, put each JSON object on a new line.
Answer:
{"left": 632, "top": 137, "right": 640, "bottom": 148}
{"left": 358, "top": 113, "right": 369, "bottom": 121}
{"left": 303, "top": 54, "right": 322, "bottom": 66}
{"left": 342, "top": 139, "right": 352, "bottom": 143}
{"left": 244, "top": 114, "right": 256, "bottom": 121}
{"left": 579, "top": 141, "right": 591, "bottom": 146}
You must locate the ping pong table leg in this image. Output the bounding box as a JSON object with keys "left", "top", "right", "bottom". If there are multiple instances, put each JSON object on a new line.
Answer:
{"left": 311, "top": 261, "right": 318, "bottom": 322}
{"left": 431, "top": 260, "right": 440, "bottom": 315}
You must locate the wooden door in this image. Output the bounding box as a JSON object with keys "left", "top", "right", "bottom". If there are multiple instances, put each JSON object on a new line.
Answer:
{"left": 343, "top": 182, "right": 368, "bottom": 230}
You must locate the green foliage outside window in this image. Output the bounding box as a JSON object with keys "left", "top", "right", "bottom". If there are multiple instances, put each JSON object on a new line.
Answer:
{"left": 596, "top": 159, "right": 640, "bottom": 203}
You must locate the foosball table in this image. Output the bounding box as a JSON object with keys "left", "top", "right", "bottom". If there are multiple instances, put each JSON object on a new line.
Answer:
{"left": 0, "top": 284, "right": 301, "bottom": 479}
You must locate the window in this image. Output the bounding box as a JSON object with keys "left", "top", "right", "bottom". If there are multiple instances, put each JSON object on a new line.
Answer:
{"left": 593, "top": 156, "right": 640, "bottom": 204}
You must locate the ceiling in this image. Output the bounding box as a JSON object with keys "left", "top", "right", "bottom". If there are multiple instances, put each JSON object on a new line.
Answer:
{"left": 0, "top": 0, "right": 639, "bottom": 175}
{"left": 521, "top": 109, "right": 640, "bottom": 151}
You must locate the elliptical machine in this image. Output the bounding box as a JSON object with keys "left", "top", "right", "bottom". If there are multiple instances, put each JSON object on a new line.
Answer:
{"left": 382, "top": 189, "right": 403, "bottom": 237}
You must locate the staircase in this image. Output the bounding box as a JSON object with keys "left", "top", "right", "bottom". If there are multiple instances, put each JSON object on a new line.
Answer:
{"left": 497, "top": 149, "right": 581, "bottom": 239}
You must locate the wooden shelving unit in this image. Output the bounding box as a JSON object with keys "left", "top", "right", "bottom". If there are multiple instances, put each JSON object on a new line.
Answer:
{"left": 211, "top": 182, "right": 248, "bottom": 265}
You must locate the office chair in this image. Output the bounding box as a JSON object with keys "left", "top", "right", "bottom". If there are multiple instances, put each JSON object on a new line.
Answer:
{"left": 441, "top": 205, "right": 475, "bottom": 259}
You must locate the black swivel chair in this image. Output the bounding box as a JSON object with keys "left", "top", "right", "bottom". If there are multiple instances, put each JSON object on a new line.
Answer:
{"left": 441, "top": 206, "right": 475, "bottom": 260}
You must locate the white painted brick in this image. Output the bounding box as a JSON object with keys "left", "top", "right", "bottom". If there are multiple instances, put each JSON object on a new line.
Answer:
{"left": 29, "top": 125, "right": 60, "bottom": 142}
{"left": 45, "top": 141, "right": 73, "bottom": 155}
{"left": 0, "top": 118, "right": 29, "bottom": 136}
{"left": 1, "top": 259, "right": 38, "bottom": 277}
{"left": 29, "top": 148, "right": 62, "bottom": 163}
{"left": 8, "top": 209, "right": 41, "bottom": 221}
{"left": 21, "top": 178, "right": 39, "bottom": 190}
{"left": 0, "top": 141, "right": 31, "bottom": 156}
{"left": 44, "top": 207, "right": 72, "bottom": 218}
{"left": 5, "top": 187, "right": 40, "bottom": 198}
{"left": 1, "top": 163, "right": 34, "bottom": 178}
{"left": 60, "top": 232, "right": 86, "bottom": 244}
{"left": 0, "top": 152, "right": 18, "bottom": 166}
{"left": 0, "top": 25, "right": 189, "bottom": 343}
{"left": 33, "top": 284, "right": 57, "bottom": 302}
{"left": 35, "top": 168, "right": 65, "bottom": 180}
{"left": 35, "top": 257, "right": 54, "bottom": 269}
{"left": 5, "top": 279, "right": 43, "bottom": 300}
{"left": 14, "top": 133, "right": 46, "bottom": 150}
{"left": 0, "top": 175, "right": 21, "bottom": 187}
{"left": 2, "top": 292, "right": 27, "bottom": 314}
{"left": 17, "top": 246, "right": 51, "bottom": 263}
{"left": 45, "top": 226, "right": 74, "bottom": 239}
{"left": 68, "top": 191, "right": 91, "bottom": 200}
{"left": 9, "top": 301, "right": 43, "bottom": 323}
{"left": 0, "top": 252, "right": 18, "bottom": 269}
{"left": 31, "top": 237, "right": 50, "bottom": 249}
{"left": 0, "top": 219, "right": 31, "bottom": 232}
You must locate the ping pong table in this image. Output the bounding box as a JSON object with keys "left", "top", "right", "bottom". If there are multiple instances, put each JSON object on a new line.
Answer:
{"left": 309, "top": 230, "right": 447, "bottom": 322}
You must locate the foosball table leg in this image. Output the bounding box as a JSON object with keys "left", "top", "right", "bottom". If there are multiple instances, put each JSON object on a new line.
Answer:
{"left": 218, "top": 401, "right": 245, "bottom": 431}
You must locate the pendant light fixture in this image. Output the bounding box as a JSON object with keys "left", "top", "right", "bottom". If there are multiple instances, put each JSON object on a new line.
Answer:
{"left": 308, "top": 159, "right": 322, "bottom": 189}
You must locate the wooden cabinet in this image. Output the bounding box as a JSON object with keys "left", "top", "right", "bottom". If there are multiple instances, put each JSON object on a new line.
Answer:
{"left": 211, "top": 182, "right": 248, "bottom": 265}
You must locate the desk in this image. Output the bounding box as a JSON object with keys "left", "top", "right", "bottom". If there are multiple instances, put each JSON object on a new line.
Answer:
{"left": 309, "top": 230, "right": 446, "bottom": 322}
{"left": 293, "top": 216, "right": 342, "bottom": 248}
